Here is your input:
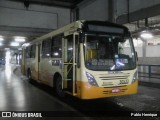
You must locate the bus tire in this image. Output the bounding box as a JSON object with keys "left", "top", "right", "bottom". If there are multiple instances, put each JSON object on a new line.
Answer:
{"left": 55, "top": 76, "right": 66, "bottom": 98}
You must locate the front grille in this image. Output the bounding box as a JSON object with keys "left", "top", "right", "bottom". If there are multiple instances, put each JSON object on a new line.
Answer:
{"left": 99, "top": 74, "right": 129, "bottom": 81}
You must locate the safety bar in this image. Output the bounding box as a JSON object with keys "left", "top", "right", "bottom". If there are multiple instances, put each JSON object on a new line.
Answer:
{"left": 138, "top": 64, "right": 160, "bottom": 79}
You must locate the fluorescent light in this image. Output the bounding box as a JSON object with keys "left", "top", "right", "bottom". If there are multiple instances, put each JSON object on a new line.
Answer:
{"left": 0, "top": 43, "right": 2, "bottom": 46}
{"left": 140, "top": 32, "right": 153, "bottom": 39}
{"left": 11, "top": 42, "right": 19, "bottom": 46}
{"left": 0, "top": 37, "right": 4, "bottom": 41}
{"left": 54, "top": 52, "right": 59, "bottom": 56}
{"left": 5, "top": 48, "right": 10, "bottom": 50}
{"left": 18, "top": 48, "right": 22, "bottom": 50}
{"left": 15, "top": 37, "right": 25, "bottom": 42}
{"left": 22, "top": 43, "right": 30, "bottom": 47}
{"left": 0, "top": 35, "right": 4, "bottom": 41}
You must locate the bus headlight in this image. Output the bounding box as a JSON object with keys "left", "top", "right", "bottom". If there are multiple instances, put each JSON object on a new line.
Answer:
{"left": 86, "top": 72, "right": 98, "bottom": 86}
{"left": 132, "top": 71, "right": 138, "bottom": 83}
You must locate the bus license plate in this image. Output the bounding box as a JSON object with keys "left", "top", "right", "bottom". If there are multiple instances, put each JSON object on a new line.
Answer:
{"left": 112, "top": 88, "right": 121, "bottom": 93}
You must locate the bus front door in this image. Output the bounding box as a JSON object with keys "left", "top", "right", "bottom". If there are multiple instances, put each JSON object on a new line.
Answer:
{"left": 63, "top": 34, "right": 77, "bottom": 95}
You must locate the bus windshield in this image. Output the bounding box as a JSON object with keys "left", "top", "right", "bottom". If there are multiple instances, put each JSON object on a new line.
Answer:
{"left": 84, "top": 34, "right": 136, "bottom": 71}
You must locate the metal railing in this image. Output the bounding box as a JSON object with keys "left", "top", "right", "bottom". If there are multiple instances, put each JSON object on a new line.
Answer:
{"left": 138, "top": 64, "right": 160, "bottom": 79}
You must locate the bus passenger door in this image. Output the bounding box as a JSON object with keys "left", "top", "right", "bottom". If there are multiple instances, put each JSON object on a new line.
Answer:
{"left": 62, "top": 33, "right": 78, "bottom": 95}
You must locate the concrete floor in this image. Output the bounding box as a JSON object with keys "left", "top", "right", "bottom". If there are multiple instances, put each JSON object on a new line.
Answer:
{"left": 0, "top": 64, "right": 160, "bottom": 120}
{"left": 0, "top": 64, "right": 88, "bottom": 120}
{"left": 0, "top": 64, "right": 73, "bottom": 111}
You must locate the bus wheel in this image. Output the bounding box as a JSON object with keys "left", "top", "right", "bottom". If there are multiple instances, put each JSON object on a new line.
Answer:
{"left": 55, "top": 76, "right": 65, "bottom": 98}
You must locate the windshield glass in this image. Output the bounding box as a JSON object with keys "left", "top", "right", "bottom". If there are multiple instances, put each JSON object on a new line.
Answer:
{"left": 84, "top": 34, "right": 136, "bottom": 71}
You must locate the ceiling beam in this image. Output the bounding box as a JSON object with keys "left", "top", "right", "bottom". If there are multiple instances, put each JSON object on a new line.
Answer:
{"left": 117, "top": 3, "right": 160, "bottom": 24}
{"left": 9, "top": 0, "right": 74, "bottom": 8}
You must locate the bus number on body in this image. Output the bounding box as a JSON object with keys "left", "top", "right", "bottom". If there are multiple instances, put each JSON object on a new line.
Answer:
{"left": 119, "top": 79, "right": 129, "bottom": 85}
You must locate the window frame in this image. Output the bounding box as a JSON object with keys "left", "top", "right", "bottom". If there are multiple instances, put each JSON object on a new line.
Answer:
{"left": 42, "top": 38, "right": 52, "bottom": 58}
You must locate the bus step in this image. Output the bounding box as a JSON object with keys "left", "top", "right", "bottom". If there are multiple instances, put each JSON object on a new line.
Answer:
{"left": 65, "top": 91, "right": 77, "bottom": 96}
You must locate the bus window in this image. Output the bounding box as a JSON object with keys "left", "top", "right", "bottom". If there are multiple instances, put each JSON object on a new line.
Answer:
{"left": 26, "top": 46, "right": 31, "bottom": 58}
{"left": 118, "top": 39, "right": 132, "bottom": 58}
{"left": 42, "top": 38, "right": 51, "bottom": 58}
{"left": 51, "top": 35, "right": 62, "bottom": 58}
{"left": 30, "top": 45, "right": 36, "bottom": 58}
{"left": 84, "top": 35, "right": 136, "bottom": 71}
{"left": 66, "top": 35, "right": 73, "bottom": 62}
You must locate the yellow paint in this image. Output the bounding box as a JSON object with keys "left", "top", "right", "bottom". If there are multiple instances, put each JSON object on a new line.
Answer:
{"left": 31, "top": 70, "right": 39, "bottom": 80}
{"left": 76, "top": 80, "right": 138, "bottom": 99}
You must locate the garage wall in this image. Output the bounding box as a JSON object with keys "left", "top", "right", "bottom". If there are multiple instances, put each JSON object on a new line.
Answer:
{"left": 0, "top": 7, "right": 58, "bottom": 29}
{"left": 0, "top": 1, "right": 70, "bottom": 29}
{"left": 136, "top": 45, "right": 160, "bottom": 65}
{"left": 146, "top": 46, "right": 160, "bottom": 57}
{"left": 135, "top": 47, "right": 143, "bottom": 57}
{"left": 78, "top": 0, "right": 109, "bottom": 21}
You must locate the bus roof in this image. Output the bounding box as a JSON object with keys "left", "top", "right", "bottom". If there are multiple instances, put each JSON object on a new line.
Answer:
{"left": 23, "top": 20, "right": 129, "bottom": 47}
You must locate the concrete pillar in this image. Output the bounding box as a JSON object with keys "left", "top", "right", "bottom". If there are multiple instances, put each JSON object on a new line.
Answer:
{"left": 142, "top": 39, "right": 147, "bottom": 73}
{"left": 108, "top": 0, "right": 114, "bottom": 22}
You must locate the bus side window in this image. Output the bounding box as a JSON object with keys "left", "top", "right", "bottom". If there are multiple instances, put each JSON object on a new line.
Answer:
{"left": 86, "top": 39, "right": 97, "bottom": 61}
{"left": 51, "top": 35, "right": 62, "bottom": 58}
{"left": 26, "top": 46, "right": 31, "bottom": 58}
{"left": 30, "top": 45, "right": 36, "bottom": 58}
{"left": 42, "top": 38, "right": 51, "bottom": 58}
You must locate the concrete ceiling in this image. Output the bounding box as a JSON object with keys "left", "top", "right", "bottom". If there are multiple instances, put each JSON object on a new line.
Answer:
{"left": 0, "top": 0, "right": 84, "bottom": 53}
{"left": 0, "top": 26, "right": 53, "bottom": 49}
{"left": 0, "top": 27, "right": 53, "bottom": 52}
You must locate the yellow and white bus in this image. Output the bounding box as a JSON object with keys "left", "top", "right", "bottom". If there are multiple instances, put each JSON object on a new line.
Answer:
{"left": 21, "top": 20, "right": 138, "bottom": 99}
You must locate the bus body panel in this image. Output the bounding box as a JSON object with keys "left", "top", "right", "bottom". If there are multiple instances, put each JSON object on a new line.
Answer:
{"left": 39, "top": 58, "right": 62, "bottom": 87}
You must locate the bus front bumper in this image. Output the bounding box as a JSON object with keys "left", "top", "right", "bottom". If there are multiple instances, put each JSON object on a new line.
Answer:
{"left": 76, "top": 80, "right": 138, "bottom": 99}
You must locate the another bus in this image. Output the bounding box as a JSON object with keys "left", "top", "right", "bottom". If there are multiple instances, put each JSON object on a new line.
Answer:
{"left": 21, "top": 20, "right": 138, "bottom": 99}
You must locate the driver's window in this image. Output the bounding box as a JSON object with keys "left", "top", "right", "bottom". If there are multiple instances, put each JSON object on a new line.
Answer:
{"left": 118, "top": 39, "right": 132, "bottom": 58}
